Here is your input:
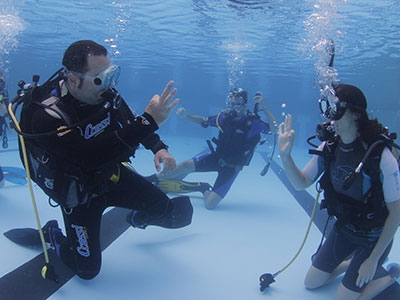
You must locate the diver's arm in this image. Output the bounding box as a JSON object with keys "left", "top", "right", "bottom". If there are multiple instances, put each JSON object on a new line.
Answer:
{"left": 356, "top": 199, "right": 400, "bottom": 288}
{"left": 186, "top": 114, "right": 206, "bottom": 125}
{"left": 356, "top": 148, "right": 400, "bottom": 287}
{"left": 278, "top": 114, "right": 314, "bottom": 190}
{"left": 176, "top": 107, "right": 204, "bottom": 125}
{"left": 254, "top": 92, "right": 278, "bottom": 134}
{"left": 31, "top": 104, "right": 160, "bottom": 169}
{"left": 281, "top": 155, "right": 314, "bottom": 190}
{"left": 262, "top": 107, "right": 278, "bottom": 134}
{"left": 370, "top": 200, "right": 400, "bottom": 261}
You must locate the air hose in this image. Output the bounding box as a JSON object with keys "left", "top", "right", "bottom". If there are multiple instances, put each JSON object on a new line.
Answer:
{"left": 259, "top": 185, "right": 322, "bottom": 291}
{"left": 7, "top": 100, "right": 59, "bottom": 282}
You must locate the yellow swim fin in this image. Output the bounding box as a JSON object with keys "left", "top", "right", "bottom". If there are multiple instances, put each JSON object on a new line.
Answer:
{"left": 156, "top": 179, "right": 211, "bottom": 194}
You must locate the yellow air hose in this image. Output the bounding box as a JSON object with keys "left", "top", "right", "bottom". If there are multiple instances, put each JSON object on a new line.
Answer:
{"left": 259, "top": 185, "right": 322, "bottom": 291}
{"left": 277, "top": 187, "right": 321, "bottom": 274}
{"left": 216, "top": 108, "right": 230, "bottom": 133}
{"left": 7, "top": 101, "right": 53, "bottom": 280}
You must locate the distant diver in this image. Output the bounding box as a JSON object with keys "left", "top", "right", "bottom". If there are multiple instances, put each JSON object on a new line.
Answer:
{"left": 147, "top": 88, "right": 278, "bottom": 209}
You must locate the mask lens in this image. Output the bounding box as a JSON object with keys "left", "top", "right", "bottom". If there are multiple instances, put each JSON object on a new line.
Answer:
{"left": 226, "top": 95, "right": 245, "bottom": 107}
{"left": 94, "top": 77, "right": 102, "bottom": 86}
{"left": 318, "top": 85, "right": 347, "bottom": 120}
{"left": 318, "top": 98, "right": 330, "bottom": 118}
{"left": 0, "top": 79, "right": 5, "bottom": 91}
{"left": 329, "top": 102, "right": 347, "bottom": 120}
{"left": 94, "top": 65, "right": 120, "bottom": 89}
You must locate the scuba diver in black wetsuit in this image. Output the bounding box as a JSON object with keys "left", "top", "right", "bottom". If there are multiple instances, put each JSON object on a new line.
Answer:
{"left": 0, "top": 71, "right": 11, "bottom": 149}
{"left": 278, "top": 84, "right": 400, "bottom": 299}
{"left": 149, "top": 88, "right": 278, "bottom": 210}
{"left": 15, "top": 40, "right": 193, "bottom": 280}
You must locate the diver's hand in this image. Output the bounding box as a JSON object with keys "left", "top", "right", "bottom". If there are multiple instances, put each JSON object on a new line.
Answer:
{"left": 154, "top": 149, "right": 176, "bottom": 174}
{"left": 145, "top": 81, "right": 179, "bottom": 126}
{"left": 176, "top": 107, "right": 187, "bottom": 118}
{"left": 278, "top": 114, "right": 295, "bottom": 158}
{"left": 356, "top": 257, "right": 378, "bottom": 288}
{"left": 254, "top": 92, "right": 265, "bottom": 106}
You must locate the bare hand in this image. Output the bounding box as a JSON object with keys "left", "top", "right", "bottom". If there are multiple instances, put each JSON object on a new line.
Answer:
{"left": 145, "top": 81, "right": 179, "bottom": 126}
{"left": 356, "top": 257, "right": 378, "bottom": 288}
{"left": 254, "top": 92, "right": 264, "bottom": 105}
{"left": 176, "top": 107, "right": 187, "bottom": 118}
{"left": 154, "top": 149, "right": 176, "bottom": 173}
{"left": 278, "top": 114, "right": 295, "bottom": 158}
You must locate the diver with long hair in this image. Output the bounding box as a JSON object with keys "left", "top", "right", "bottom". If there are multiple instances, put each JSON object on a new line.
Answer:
{"left": 278, "top": 84, "right": 400, "bottom": 299}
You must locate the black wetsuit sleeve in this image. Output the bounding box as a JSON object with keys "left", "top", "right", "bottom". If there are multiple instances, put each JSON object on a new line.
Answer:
{"left": 111, "top": 112, "right": 159, "bottom": 149}
{"left": 30, "top": 107, "right": 160, "bottom": 170}
{"left": 115, "top": 112, "right": 166, "bottom": 154}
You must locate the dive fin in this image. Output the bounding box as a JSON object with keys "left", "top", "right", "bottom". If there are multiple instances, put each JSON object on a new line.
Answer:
{"left": 2, "top": 166, "right": 26, "bottom": 177}
{"left": 156, "top": 179, "right": 211, "bottom": 194}
{"left": 2, "top": 166, "right": 27, "bottom": 185}
{"left": 4, "top": 228, "right": 41, "bottom": 247}
{"left": 3, "top": 174, "right": 27, "bottom": 185}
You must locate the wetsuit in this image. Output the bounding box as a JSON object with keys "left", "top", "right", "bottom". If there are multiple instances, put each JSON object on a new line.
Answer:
{"left": 303, "top": 138, "right": 400, "bottom": 292}
{"left": 28, "top": 88, "right": 193, "bottom": 279}
{"left": 194, "top": 111, "right": 270, "bottom": 197}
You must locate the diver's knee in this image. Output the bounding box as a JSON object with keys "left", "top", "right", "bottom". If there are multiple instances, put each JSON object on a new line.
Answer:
{"left": 204, "top": 201, "right": 217, "bottom": 210}
{"left": 304, "top": 279, "right": 322, "bottom": 290}
{"left": 180, "top": 159, "right": 195, "bottom": 172}
{"left": 76, "top": 267, "right": 101, "bottom": 280}
{"left": 204, "top": 192, "right": 222, "bottom": 210}
{"left": 304, "top": 266, "right": 330, "bottom": 289}
{"left": 171, "top": 196, "right": 193, "bottom": 227}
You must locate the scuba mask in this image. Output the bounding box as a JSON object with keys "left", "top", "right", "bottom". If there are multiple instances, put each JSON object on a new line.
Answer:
{"left": 318, "top": 97, "right": 348, "bottom": 121}
{"left": 226, "top": 88, "right": 247, "bottom": 113}
{"left": 71, "top": 64, "right": 121, "bottom": 90}
{"left": 318, "top": 85, "right": 348, "bottom": 121}
{"left": 318, "top": 83, "right": 366, "bottom": 121}
{"left": 226, "top": 97, "right": 246, "bottom": 113}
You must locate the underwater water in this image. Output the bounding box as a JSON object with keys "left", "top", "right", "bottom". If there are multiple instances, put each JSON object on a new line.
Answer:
{"left": 0, "top": 1, "right": 400, "bottom": 300}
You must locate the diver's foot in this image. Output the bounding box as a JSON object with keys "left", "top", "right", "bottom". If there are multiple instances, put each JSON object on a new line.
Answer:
{"left": 387, "top": 263, "right": 400, "bottom": 282}
{"left": 42, "top": 220, "right": 65, "bottom": 255}
{"left": 199, "top": 182, "right": 212, "bottom": 194}
{"left": 127, "top": 210, "right": 148, "bottom": 229}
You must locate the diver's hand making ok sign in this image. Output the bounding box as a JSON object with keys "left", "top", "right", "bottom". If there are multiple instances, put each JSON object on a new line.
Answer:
{"left": 145, "top": 81, "right": 179, "bottom": 126}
